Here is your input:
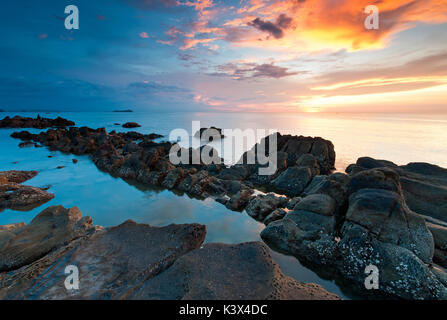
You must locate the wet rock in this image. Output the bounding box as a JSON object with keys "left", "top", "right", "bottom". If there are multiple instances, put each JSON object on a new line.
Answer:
{"left": 245, "top": 193, "right": 288, "bottom": 221}
{"left": 0, "top": 206, "right": 94, "bottom": 272}
{"left": 0, "top": 115, "right": 75, "bottom": 129}
{"left": 122, "top": 122, "right": 141, "bottom": 128}
{"left": 128, "top": 242, "right": 340, "bottom": 300}
{"left": 0, "top": 171, "right": 54, "bottom": 211}
{"left": 0, "top": 170, "right": 37, "bottom": 183}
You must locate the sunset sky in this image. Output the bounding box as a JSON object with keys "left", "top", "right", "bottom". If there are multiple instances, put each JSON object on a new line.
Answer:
{"left": 1, "top": 0, "right": 447, "bottom": 112}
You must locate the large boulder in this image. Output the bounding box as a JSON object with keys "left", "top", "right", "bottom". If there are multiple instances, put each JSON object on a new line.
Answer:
{"left": 0, "top": 206, "right": 94, "bottom": 272}
{"left": 346, "top": 157, "right": 447, "bottom": 222}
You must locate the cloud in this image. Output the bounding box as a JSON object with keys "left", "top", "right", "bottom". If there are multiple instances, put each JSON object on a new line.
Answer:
{"left": 139, "top": 32, "right": 150, "bottom": 38}
{"left": 211, "top": 61, "right": 299, "bottom": 80}
{"left": 248, "top": 14, "right": 292, "bottom": 39}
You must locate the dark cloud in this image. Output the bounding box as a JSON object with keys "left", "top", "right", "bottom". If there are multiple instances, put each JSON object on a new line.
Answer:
{"left": 248, "top": 14, "right": 293, "bottom": 39}
{"left": 211, "top": 62, "right": 299, "bottom": 80}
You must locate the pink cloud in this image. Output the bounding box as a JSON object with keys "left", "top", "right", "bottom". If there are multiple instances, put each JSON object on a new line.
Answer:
{"left": 139, "top": 32, "right": 149, "bottom": 39}
{"left": 38, "top": 34, "right": 48, "bottom": 39}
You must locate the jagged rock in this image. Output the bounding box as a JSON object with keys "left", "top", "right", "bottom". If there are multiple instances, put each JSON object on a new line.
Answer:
{"left": 0, "top": 206, "right": 94, "bottom": 272}
{"left": 245, "top": 193, "right": 288, "bottom": 221}
{"left": 287, "top": 197, "right": 301, "bottom": 210}
{"left": 261, "top": 166, "right": 447, "bottom": 299}
{"left": 346, "top": 157, "right": 447, "bottom": 222}
{"left": 226, "top": 189, "right": 254, "bottom": 211}
{"left": 0, "top": 170, "right": 37, "bottom": 183}
{"left": 0, "top": 207, "right": 337, "bottom": 300}
{"left": 0, "top": 115, "right": 75, "bottom": 128}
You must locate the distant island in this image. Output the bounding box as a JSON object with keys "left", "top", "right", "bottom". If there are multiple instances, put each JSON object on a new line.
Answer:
{"left": 113, "top": 109, "right": 133, "bottom": 113}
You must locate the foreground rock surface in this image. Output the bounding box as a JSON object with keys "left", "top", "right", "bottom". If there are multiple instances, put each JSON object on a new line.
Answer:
{"left": 0, "top": 115, "right": 75, "bottom": 128}
{"left": 0, "top": 170, "right": 54, "bottom": 211}
{"left": 0, "top": 206, "right": 338, "bottom": 300}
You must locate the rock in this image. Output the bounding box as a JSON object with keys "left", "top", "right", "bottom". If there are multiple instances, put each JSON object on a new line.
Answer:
{"left": 294, "top": 194, "right": 335, "bottom": 217}
{"left": 287, "top": 197, "right": 301, "bottom": 210}
{"left": 245, "top": 193, "right": 288, "bottom": 221}
{"left": 18, "top": 141, "right": 37, "bottom": 148}
{"left": 161, "top": 168, "right": 185, "bottom": 190}
{"left": 264, "top": 208, "right": 287, "bottom": 225}
{"left": 127, "top": 242, "right": 340, "bottom": 300}
{"left": 427, "top": 222, "right": 447, "bottom": 250}
{"left": 194, "top": 127, "right": 225, "bottom": 141}
{"left": 346, "top": 157, "right": 447, "bottom": 223}
{"left": 0, "top": 171, "right": 54, "bottom": 211}
{"left": 271, "top": 166, "right": 313, "bottom": 196}
{"left": 0, "top": 206, "right": 94, "bottom": 272}
{"left": 56, "top": 166, "right": 65, "bottom": 169}
{"left": 0, "top": 170, "right": 37, "bottom": 183}
{"left": 226, "top": 189, "right": 254, "bottom": 211}
{"left": 261, "top": 167, "right": 447, "bottom": 299}
{"left": 122, "top": 122, "right": 141, "bottom": 128}
{"left": 0, "top": 206, "right": 336, "bottom": 300}
{"left": 0, "top": 115, "right": 74, "bottom": 128}
{"left": 72, "top": 159, "right": 78, "bottom": 164}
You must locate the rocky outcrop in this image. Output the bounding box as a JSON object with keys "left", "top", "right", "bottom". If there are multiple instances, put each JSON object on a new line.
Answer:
{"left": 0, "top": 206, "right": 338, "bottom": 300}
{"left": 261, "top": 167, "right": 447, "bottom": 299}
{"left": 0, "top": 115, "right": 74, "bottom": 128}
{"left": 346, "top": 157, "right": 447, "bottom": 223}
{"left": 122, "top": 122, "right": 141, "bottom": 128}
{"left": 194, "top": 127, "right": 225, "bottom": 141}
{"left": 0, "top": 171, "right": 54, "bottom": 211}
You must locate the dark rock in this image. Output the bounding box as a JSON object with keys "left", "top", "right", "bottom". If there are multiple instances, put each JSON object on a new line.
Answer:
{"left": 346, "top": 157, "right": 447, "bottom": 222}
{"left": 245, "top": 193, "right": 288, "bottom": 221}
{"left": 226, "top": 189, "right": 254, "bottom": 211}
{"left": 122, "top": 122, "right": 141, "bottom": 128}
{"left": 194, "top": 127, "right": 225, "bottom": 141}
{"left": 0, "top": 171, "right": 53, "bottom": 211}
{"left": 264, "top": 208, "right": 287, "bottom": 225}
{"left": 0, "top": 115, "right": 74, "bottom": 129}
{"left": 128, "top": 242, "right": 339, "bottom": 300}
{"left": 271, "top": 166, "right": 313, "bottom": 196}
{"left": 0, "top": 206, "right": 94, "bottom": 272}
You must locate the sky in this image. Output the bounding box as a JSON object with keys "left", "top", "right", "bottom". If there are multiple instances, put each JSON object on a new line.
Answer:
{"left": 1, "top": 0, "right": 446, "bottom": 113}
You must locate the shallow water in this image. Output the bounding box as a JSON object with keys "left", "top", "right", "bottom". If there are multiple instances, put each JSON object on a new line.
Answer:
{"left": 1, "top": 111, "right": 447, "bottom": 299}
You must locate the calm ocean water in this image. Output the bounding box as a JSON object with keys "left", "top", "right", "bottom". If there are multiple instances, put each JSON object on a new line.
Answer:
{"left": 1, "top": 111, "right": 447, "bottom": 299}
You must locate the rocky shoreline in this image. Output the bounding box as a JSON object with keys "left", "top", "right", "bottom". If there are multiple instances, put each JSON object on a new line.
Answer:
{"left": 0, "top": 115, "right": 74, "bottom": 129}
{"left": 0, "top": 205, "right": 339, "bottom": 300}
{"left": 3, "top": 116, "right": 447, "bottom": 299}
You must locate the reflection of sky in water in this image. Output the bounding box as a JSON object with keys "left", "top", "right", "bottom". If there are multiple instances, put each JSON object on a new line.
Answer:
{"left": 3, "top": 111, "right": 445, "bottom": 299}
